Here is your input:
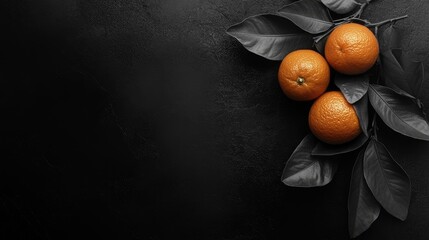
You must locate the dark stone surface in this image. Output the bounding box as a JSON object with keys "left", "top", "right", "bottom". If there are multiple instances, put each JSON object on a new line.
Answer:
{"left": 2, "top": 0, "right": 429, "bottom": 239}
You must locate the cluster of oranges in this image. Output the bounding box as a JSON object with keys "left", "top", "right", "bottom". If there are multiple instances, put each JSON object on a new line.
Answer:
{"left": 278, "top": 23, "right": 379, "bottom": 145}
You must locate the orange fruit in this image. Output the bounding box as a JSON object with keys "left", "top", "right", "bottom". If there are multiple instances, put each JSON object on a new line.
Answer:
{"left": 309, "top": 91, "right": 361, "bottom": 145}
{"left": 325, "top": 23, "right": 379, "bottom": 75}
{"left": 278, "top": 49, "right": 330, "bottom": 101}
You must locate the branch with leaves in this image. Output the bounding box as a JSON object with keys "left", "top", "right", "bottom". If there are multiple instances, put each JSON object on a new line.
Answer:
{"left": 226, "top": 0, "right": 427, "bottom": 238}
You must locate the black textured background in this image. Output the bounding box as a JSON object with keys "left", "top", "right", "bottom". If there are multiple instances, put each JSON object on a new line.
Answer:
{"left": 3, "top": 0, "right": 429, "bottom": 239}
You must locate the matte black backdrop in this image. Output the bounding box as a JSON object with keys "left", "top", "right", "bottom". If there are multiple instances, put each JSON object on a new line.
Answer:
{"left": 3, "top": 0, "right": 429, "bottom": 239}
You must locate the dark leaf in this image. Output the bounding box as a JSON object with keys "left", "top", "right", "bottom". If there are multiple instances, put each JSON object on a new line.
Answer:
{"left": 368, "top": 84, "right": 429, "bottom": 141}
{"left": 312, "top": 133, "right": 368, "bottom": 156}
{"left": 383, "top": 81, "right": 416, "bottom": 100}
{"left": 322, "top": 0, "right": 360, "bottom": 14}
{"left": 353, "top": 94, "right": 369, "bottom": 136}
{"left": 278, "top": 0, "right": 334, "bottom": 34}
{"left": 380, "top": 49, "right": 424, "bottom": 98}
{"left": 363, "top": 138, "right": 411, "bottom": 220}
{"left": 348, "top": 149, "right": 380, "bottom": 238}
{"left": 282, "top": 134, "right": 338, "bottom": 187}
{"left": 379, "top": 24, "right": 403, "bottom": 53}
{"left": 226, "top": 14, "right": 314, "bottom": 61}
{"left": 335, "top": 73, "right": 370, "bottom": 104}
{"left": 314, "top": 29, "right": 332, "bottom": 55}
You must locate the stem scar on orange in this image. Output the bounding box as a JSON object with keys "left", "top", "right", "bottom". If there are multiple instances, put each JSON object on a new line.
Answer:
{"left": 278, "top": 49, "right": 330, "bottom": 101}
{"left": 309, "top": 91, "right": 361, "bottom": 145}
{"left": 325, "top": 23, "right": 379, "bottom": 75}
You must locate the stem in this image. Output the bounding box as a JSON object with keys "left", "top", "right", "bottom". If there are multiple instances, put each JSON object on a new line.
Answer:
{"left": 314, "top": 28, "right": 335, "bottom": 43}
{"left": 366, "top": 15, "right": 408, "bottom": 28}
{"left": 374, "top": 26, "right": 382, "bottom": 85}
{"left": 371, "top": 111, "right": 378, "bottom": 140}
{"left": 333, "top": 15, "right": 350, "bottom": 23}
{"left": 347, "top": 18, "right": 371, "bottom": 25}
{"left": 357, "top": 2, "right": 368, "bottom": 18}
{"left": 371, "top": 27, "right": 380, "bottom": 141}
{"left": 333, "top": 3, "right": 368, "bottom": 23}
{"left": 367, "top": 82, "right": 382, "bottom": 141}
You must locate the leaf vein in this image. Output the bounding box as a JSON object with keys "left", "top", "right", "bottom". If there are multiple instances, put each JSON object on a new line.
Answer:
{"left": 372, "top": 142, "right": 397, "bottom": 202}
{"left": 232, "top": 32, "right": 308, "bottom": 38}
{"left": 370, "top": 85, "right": 420, "bottom": 133}
{"left": 279, "top": 13, "right": 332, "bottom": 26}
{"left": 284, "top": 160, "right": 318, "bottom": 181}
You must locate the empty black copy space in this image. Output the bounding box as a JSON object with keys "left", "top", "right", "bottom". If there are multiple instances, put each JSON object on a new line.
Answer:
{"left": 2, "top": 0, "right": 429, "bottom": 239}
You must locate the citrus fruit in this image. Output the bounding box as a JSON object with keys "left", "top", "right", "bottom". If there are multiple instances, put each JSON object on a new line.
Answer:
{"left": 278, "top": 49, "right": 330, "bottom": 101}
{"left": 325, "top": 23, "right": 379, "bottom": 75}
{"left": 308, "top": 91, "right": 361, "bottom": 145}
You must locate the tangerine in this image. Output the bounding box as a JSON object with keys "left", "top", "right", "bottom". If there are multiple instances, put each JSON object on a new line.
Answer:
{"left": 325, "top": 23, "right": 379, "bottom": 75}
{"left": 278, "top": 49, "right": 330, "bottom": 101}
{"left": 309, "top": 91, "right": 361, "bottom": 145}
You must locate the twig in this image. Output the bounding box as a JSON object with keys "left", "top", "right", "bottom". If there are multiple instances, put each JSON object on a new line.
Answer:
{"left": 346, "top": 18, "right": 371, "bottom": 25}
{"left": 333, "top": 3, "right": 368, "bottom": 23}
{"left": 366, "top": 15, "right": 408, "bottom": 28}
{"left": 357, "top": 2, "right": 368, "bottom": 18}
{"left": 314, "top": 28, "right": 335, "bottom": 43}
{"left": 374, "top": 26, "right": 382, "bottom": 85}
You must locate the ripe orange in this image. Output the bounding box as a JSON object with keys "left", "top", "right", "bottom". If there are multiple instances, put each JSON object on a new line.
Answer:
{"left": 278, "top": 49, "right": 330, "bottom": 101}
{"left": 309, "top": 91, "right": 361, "bottom": 145}
{"left": 325, "top": 23, "right": 379, "bottom": 75}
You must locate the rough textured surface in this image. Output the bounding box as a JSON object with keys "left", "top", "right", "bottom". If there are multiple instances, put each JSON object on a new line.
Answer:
{"left": 2, "top": 0, "right": 429, "bottom": 239}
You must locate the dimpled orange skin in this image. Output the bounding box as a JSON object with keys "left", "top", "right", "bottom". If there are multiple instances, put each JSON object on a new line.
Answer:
{"left": 278, "top": 49, "right": 330, "bottom": 101}
{"left": 325, "top": 23, "right": 379, "bottom": 75}
{"left": 309, "top": 91, "right": 361, "bottom": 145}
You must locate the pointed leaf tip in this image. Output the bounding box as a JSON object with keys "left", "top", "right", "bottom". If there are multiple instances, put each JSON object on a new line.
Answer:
{"left": 335, "top": 73, "right": 370, "bottom": 104}
{"left": 348, "top": 150, "right": 380, "bottom": 238}
{"left": 363, "top": 139, "right": 411, "bottom": 221}
{"left": 282, "top": 135, "right": 338, "bottom": 187}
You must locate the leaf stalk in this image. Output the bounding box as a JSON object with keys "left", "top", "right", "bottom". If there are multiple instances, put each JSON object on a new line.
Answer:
{"left": 333, "top": 2, "right": 368, "bottom": 23}
{"left": 314, "top": 27, "right": 335, "bottom": 43}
